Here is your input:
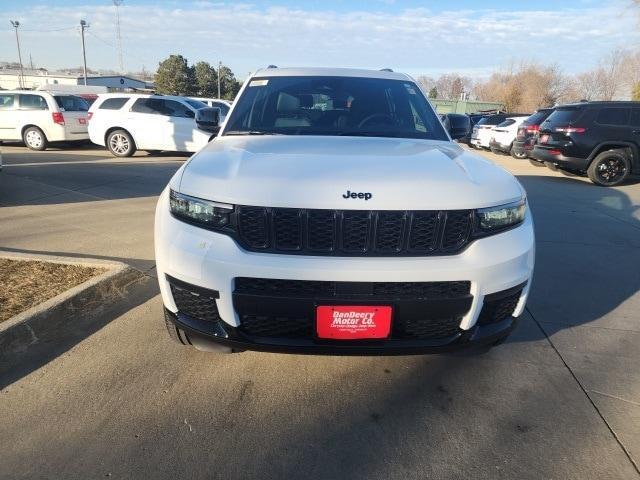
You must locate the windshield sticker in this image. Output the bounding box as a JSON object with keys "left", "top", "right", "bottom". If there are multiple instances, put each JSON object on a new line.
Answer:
{"left": 249, "top": 79, "right": 269, "bottom": 87}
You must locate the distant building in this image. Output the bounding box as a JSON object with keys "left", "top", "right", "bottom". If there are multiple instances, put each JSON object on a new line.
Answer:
{"left": 0, "top": 69, "right": 154, "bottom": 92}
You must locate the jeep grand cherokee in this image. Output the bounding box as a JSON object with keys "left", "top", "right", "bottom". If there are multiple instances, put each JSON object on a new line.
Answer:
{"left": 155, "top": 67, "right": 535, "bottom": 355}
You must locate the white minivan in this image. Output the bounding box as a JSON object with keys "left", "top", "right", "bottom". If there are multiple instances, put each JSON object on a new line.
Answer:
{"left": 88, "top": 94, "right": 214, "bottom": 156}
{"left": 0, "top": 90, "right": 90, "bottom": 150}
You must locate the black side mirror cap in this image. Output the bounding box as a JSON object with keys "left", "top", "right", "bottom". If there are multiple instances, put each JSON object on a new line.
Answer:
{"left": 196, "top": 107, "right": 221, "bottom": 133}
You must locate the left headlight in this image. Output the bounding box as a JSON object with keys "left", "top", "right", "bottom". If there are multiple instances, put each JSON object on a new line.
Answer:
{"left": 476, "top": 197, "right": 526, "bottom": 233}
{"left": 169, "top": 189, "right": 233, "bottom": 229}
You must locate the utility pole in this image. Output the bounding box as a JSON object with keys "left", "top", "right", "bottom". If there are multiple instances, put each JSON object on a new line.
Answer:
{"left": 217, "top": 60, "right": 222, "bottom": 99}
{"left": 80, "top": 20, "right": 89, "bottom": 86}
{"left": 10, "top": 21, "right": 24, "bottom": 89}
{"left": 113, "top": 0, "right": 124, "bottom": 73}
{"left": 29, "top": 53, "right": 33, "bottom": 70}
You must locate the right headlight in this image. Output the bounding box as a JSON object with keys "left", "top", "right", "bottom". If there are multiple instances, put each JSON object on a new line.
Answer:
{"left": 169, "top": 189, "right": 233, "bottom": 229}
{"left": 476, "top": 197, "right": 526, "bottom": 233}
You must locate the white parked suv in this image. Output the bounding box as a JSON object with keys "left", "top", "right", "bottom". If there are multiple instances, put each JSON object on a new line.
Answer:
{"left": 0, "top": 90, "right": 90, "bottom": 150}
{"left": 88, "top": 94, "right": 213, "bottom": 156}
{"left": 155, "top": 67, "right": 535, "bottom": 355}
{"left": 489, "top": 116, "right": 528, "bottom": 155}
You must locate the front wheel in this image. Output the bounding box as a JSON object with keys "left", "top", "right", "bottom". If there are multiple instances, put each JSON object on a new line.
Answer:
{"left": 587, "top": 150, "right": 630, "bottom": 186}
{"left": 107, "top": 129, "right": 136, "bottom": 157}
{"left": 23, "top": 126, "right": 48, "bottom": 151}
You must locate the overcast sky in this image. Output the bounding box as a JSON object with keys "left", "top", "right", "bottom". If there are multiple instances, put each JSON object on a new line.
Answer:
{"left": 0, "top": 0, "right": 638, "bottom": 79}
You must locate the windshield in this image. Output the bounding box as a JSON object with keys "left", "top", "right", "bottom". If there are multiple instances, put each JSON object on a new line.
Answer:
{"left": 54, "top": 95, "right": 89, "bottom": 112}
{"left": 223, "top": 76, "right": 448, "bottom": 140}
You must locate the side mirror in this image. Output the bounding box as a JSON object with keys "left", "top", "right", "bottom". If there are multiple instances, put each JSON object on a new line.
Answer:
{"left": 195, "top": 107, "right": 221, "bottom": 133}
{"left": 444, "top": 114, "right": 471, "bottom": 140}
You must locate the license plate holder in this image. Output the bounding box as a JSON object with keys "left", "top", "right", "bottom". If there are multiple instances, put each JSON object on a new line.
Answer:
{"left": 316, "top": 305, "right": 392, "bottom": 340}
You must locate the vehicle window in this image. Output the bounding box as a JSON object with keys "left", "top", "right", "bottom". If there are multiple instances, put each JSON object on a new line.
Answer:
{"left": 496, "top": 119, "right": 515, "bottom": 128}
{"left": 98, "top": 97, "right": 129, "bottom": 110}
{"left": 544, "top": 107, "right": 584, "bottom": 125}
{"left": 185, "top": 99, "right": 207, "bottom": 110}
{"left": 524, "top": 109, "right": 552, "bottom": 125}
{"left": 477, "top": 116, "right": 505, "bottom": 126}
{"left": 54, "top": 95, "right": 89, "bottom": 112}
{"left": 131, "top": 98, "right": 194, "bottom": 118}
{"left": 223, "top": 76, "right": 448, "bottom": 140}
{"left": 163, "top": 100, "right": 195, "bottom": 118}
{"left": 596, "top": 108, "right": 630, "bottom": 126}
{"left": 630, "top": 109, "right": 640, "bottom": 127}
{"left": 19, "top": 94, "right": 49, "bottom": 110}
{"left": 212, "top": 102, "right": 230, "bottom": 116}
{"left": 0, "top": 94, "right": 15, "bottom": 109}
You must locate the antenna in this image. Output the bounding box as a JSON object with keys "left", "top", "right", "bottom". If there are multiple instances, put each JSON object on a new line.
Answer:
{"left": 113, "top": 0, "right": 124, "bottom": 73}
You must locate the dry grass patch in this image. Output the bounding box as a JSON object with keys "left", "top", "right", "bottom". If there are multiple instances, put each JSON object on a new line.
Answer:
{"left": 0, "top": 259, "right": 105, "bottom": 323}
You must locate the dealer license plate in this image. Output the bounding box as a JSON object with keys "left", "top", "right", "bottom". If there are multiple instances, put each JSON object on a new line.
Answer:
{"left": 316, "top": 305, "right": 392, "bottom": 340}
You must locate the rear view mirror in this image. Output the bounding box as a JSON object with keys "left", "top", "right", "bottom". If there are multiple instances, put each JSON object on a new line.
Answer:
{"left": 443, "top": 113, "right": 471, "bottom": 140}
{"left": 195, "top": 107, "right": 221, "bottom": 133}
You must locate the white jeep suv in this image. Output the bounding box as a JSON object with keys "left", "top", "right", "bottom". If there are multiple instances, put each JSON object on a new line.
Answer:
{"left": 155, "top": 67, "right": 535, "bottom": 355}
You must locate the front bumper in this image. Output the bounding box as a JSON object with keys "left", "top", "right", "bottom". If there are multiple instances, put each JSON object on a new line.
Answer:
{"left": 165, "top": 307, "right": 519, "bottom": 355}
{"left": 155, "top": 188, "right": 535, "bottom": 355}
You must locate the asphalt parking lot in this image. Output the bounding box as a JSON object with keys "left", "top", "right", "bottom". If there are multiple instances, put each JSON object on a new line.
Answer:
{"left": 1, "top": 144, "right": 639, "bottom": 479}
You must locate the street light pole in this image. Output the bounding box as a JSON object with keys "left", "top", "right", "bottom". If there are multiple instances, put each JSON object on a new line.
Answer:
{"left": 217, "top": 61, "right": 222, "bottom": 99}
{"left": 10, "top": 20, "right": 25, "bottom": 89}
{"left": 80, "top": 20, "right": 89, "bottom": 86}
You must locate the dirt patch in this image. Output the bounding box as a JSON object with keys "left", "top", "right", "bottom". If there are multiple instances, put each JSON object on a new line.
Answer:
{"left": 0, "top": 259, "right": 104, "bottom": 323}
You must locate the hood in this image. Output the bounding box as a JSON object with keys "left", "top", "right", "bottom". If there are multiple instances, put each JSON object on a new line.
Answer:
{"left": 177, "top": 136, "right": 523, "bottom": 210}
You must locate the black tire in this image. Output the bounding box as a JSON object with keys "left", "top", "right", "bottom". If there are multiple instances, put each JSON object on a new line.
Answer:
{"left": 511, "top": 149, "right": 527, "bottom": 159}
{"left": 528, "top": 158, "right": 545, "bottom": 167}
{"left": 587, "top": 149, "right": 631, "bottom": 186}
{"left": 106, "top": 129, "right": 136, "bottom": 157}
{"left": 23, "top": 126, "right": 48, "bottom": 151}
{"left": 164, "top": 310, "right": 189, "bottom": 346}
{"left": 490, "top": 147, "right": 501, "bottom": 155}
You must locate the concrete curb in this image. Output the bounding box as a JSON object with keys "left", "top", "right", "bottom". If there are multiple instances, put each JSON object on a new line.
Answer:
{"left": 0, "top": 251, "right": 147, "bottom": 353}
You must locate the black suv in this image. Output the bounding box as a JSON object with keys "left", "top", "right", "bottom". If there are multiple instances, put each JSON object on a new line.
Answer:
{"left": 511, "top": 108, "right": 554, "bottom": 159}
{"left": 531, "top": 102, "right": 640, "bottom": 186}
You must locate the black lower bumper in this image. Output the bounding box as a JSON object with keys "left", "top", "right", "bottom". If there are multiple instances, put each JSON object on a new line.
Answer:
{"left": 165, "top": 308, "right": 517, "bottom": 356}
{"left": 531, "top": 147, "right": 588, "bottom": 171}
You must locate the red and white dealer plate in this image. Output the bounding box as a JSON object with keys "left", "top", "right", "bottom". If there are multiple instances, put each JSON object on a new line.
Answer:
{"left": 316, "top": 305, "right": 392, "bottom": 340}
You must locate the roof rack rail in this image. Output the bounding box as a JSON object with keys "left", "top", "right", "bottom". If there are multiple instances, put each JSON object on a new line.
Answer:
{"left": 380, "top": 68, "right": 393, "bottom": 72}
{"left": 267, "top": 65, "right": 278, "bottom": 69}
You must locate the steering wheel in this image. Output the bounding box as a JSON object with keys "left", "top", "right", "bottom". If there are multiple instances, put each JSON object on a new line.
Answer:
{"left": 357, "top": 113, "right": 394, "bottom": 128}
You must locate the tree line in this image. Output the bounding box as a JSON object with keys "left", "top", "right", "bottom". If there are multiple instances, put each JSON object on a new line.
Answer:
{"left": 154, "top": 54, "right": 241, "bottom": 101}
{"left": 417, "top": 48, "right": 640, "bottom": 112}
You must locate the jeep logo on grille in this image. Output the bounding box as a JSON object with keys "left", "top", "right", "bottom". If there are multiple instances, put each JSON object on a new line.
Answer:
{"left": 342, "top": 190, "right": 372, "bottom": 201}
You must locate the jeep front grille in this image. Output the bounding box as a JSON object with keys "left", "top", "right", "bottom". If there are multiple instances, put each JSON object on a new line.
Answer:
{"left": 235, "top": 207, "right": 473, "bottom": 256}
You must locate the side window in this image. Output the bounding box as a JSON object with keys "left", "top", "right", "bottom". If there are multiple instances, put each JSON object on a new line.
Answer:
{"left": 630, "top": 109, "right": 640, "bottom": 127}
{"left": 596, "top": 108, "right": 630, "bottom": 126}
{"left": 163, "top": 100, "right": 195, "bottom": 118}
{"left": 131, "top": 98, "right": 158, "bottom": 114}
{"left": 0, "top": 94, "right": 15, "bottom": 110}
{"left": 98, "top": 97, "right": 128, "bottom": 110}
{"left": 19, "top": 94, "right": 49, "bottom": 110}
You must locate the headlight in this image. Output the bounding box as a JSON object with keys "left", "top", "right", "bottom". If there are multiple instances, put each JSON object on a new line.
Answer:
{"left": 476, "top": 198, "right": 526, "bottom": 232}
{"left": 169, "top": 189, "right": 233, "bottom": 229}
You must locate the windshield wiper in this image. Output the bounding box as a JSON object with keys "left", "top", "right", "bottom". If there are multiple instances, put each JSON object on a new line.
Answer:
{"left": 224, "top": 130, "right": 283, "bottom": 136}
{"left": 337, "top": 131, "right": 401, "bottom": 138}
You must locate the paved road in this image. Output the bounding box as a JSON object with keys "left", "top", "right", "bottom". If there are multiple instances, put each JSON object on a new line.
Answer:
{"left": 1, "top": 144, "right": 639, "bottom": 479}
